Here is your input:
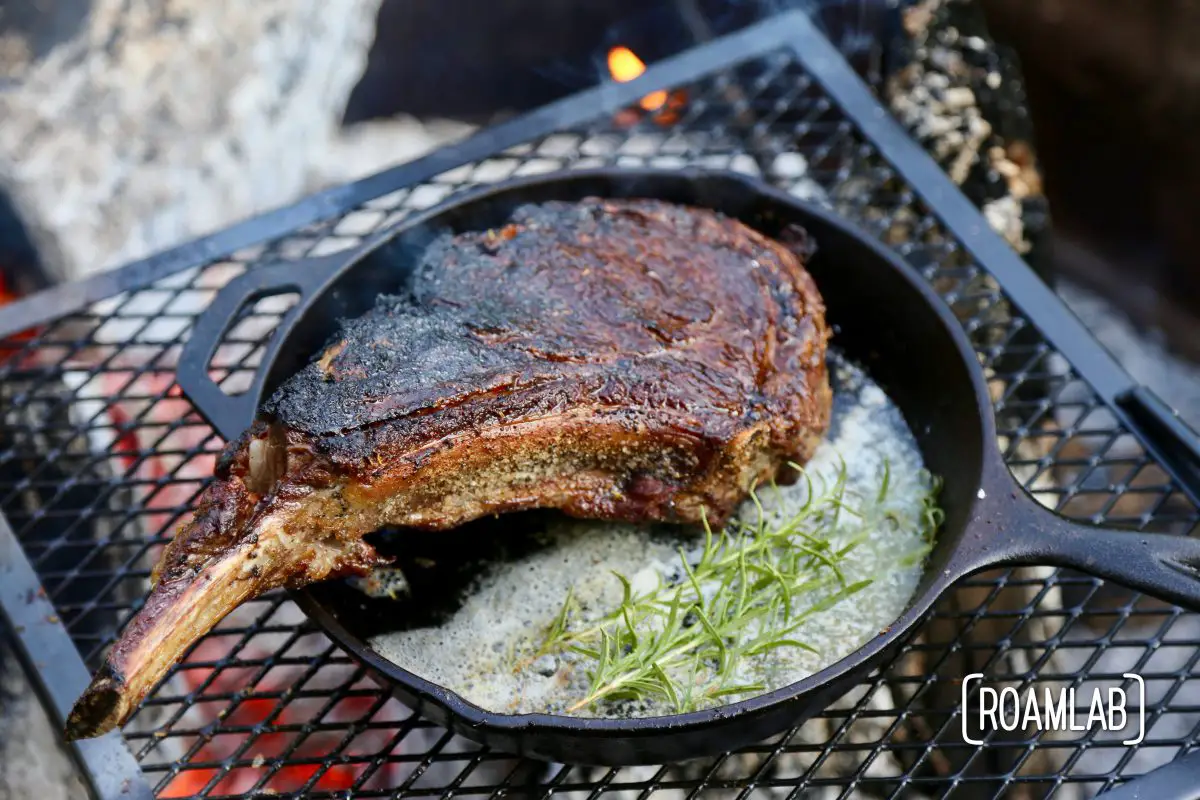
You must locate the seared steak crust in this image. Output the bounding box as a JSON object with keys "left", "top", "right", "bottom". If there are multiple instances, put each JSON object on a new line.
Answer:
{"left": 66, "top": 198, "right": 832, "bottom": 739}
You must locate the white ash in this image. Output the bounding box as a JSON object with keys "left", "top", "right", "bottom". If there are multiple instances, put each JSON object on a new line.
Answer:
{"left": 982, "top": 195, "right": 1028, "bottom": 254}
{"left": 887, "top": 0, "right": 1040, "bottom": 252}
{"left": 605, "top": 132, "right": 765, "bottom": 180}
{"left": 370, "top": 358, "right": 934, "bottom": 717}
{"left": 767, "top": 152, "right": 829, "bottom": 205}
{"left": 0, "top": 648, "right": 85, "bottom": 800}
{"left": 941, "top": 87, "right": 976, "bottom": 110}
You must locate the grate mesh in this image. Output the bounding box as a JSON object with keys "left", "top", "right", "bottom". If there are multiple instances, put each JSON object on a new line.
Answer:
{"left": 3, "top": 35, "right": 1199, "bottom": 800}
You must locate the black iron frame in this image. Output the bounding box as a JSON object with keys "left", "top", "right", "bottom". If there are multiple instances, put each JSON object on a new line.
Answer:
{"left": 2, "top": 9, "right": 1199, "bottom": 798}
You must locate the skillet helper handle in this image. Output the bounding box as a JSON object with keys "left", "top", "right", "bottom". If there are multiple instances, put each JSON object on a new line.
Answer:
{"left": 993, "top": 499, "right": 1200, "bottom": 612}
{"left": 177, "top": 254, "right": 344, "bottom": 440}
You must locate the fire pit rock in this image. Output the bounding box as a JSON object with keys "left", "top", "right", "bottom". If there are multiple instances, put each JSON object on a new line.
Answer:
{"left": 0, "top": 0, "right": 383, "bottom": 279}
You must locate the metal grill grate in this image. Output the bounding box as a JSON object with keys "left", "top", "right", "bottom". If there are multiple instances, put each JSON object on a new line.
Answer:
{"left": 3, "top": 11, "right": 1200, "bottom": 800}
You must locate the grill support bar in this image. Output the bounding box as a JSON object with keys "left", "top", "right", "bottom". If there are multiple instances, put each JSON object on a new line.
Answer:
{"left": 0, "top": 515, "right": 153, "bottom": 800}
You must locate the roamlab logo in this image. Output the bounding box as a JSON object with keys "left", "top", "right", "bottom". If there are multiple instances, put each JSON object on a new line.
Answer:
{"left": 961, "top": 673, "right": 1145, "bottom": 746}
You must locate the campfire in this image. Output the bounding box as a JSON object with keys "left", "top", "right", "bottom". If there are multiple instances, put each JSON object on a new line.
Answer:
{"left": 606, "top": 44, "right": 686, "bottom": 125}
{"left": 6, "top": 3, "right": 1187, "bottom": 799}
{"left": 607, "top": 45, "right": 669, "bottom": 111}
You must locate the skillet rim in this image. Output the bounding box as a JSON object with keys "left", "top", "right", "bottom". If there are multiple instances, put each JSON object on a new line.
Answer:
{"left": 286, "top": 165, "right": 997, "bottom": 739}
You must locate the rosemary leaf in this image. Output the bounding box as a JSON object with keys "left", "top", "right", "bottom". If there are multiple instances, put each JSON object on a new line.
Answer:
{"left": 745, "top": 638, "right": 819, "bottom": 657}
{"left": 535, "top": 457, "right": 942, "bottom": 714}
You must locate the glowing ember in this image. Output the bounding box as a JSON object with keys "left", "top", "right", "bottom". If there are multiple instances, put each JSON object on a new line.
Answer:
{"left": 0, "top": 269, "right": 39, "bottom": 356}
{"left": 607, "top": 46, "right": 668, "bottom": 111}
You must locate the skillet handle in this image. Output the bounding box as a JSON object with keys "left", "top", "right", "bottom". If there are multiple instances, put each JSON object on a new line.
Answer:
{"left": 999, "top": 513, "right": 1200, "bottom": 612}
{"left": 971, "top": 460, "right": 1200, "bottom": 612}
{"left": 177, "top": 254, "right": 345, "bottom": 440}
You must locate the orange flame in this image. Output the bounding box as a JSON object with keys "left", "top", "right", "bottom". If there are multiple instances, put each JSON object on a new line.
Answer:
{"left": 0, "top": 270, "right": 38, "bottom": 358}
{"left": 607, "top": 46, "right": 668, "bottom": 111}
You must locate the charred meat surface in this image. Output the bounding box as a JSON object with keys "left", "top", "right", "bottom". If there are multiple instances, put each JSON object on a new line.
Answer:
{"left": 66, "top": 198, "right": 832, "bottom": 739}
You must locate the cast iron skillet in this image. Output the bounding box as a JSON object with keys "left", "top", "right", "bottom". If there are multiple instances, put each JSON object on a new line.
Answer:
{"left": 177, "top": 168, "right": 1200, "bottom": 766}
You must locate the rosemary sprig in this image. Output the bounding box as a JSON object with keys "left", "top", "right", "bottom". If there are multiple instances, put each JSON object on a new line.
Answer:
{"left": 534, "top": 459, "right": 941, "bottom": 714}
